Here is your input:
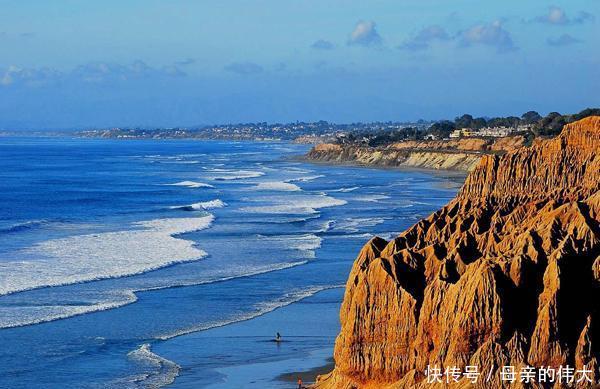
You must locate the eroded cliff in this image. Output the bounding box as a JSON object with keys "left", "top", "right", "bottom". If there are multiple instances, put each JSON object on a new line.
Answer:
{"left": 317, "top": 117, "right": 600, "bottom": 388}
{"left": 306, "top": 136, "right": 525, "bottom": 172}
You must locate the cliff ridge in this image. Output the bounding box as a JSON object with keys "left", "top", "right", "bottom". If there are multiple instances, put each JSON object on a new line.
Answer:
{"left": 317, "top": 117, "right": 600, "bottom": 388}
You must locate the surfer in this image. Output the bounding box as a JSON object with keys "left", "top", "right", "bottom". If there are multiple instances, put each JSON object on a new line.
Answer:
{"left": 275, "top": 332, "right": 281, "bottom": 342}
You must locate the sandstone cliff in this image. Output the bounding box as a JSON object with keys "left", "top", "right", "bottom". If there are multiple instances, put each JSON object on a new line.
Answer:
{"left": 316, "top": 117, "right": 600, "bottom": 388}
{"left": 306, "top": 136, "right": 525, "bottom": 172}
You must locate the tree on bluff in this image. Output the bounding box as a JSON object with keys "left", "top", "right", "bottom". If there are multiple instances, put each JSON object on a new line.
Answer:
{"left": 428, "top": 120, "right": 455, "bottom": 138}
{"left": 521, "top": 111, "right": 542, "bottom": 124}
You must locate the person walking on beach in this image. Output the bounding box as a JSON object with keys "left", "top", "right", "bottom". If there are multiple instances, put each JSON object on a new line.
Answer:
{"left": 297, "top": 377, "right": 303, "bottom": 389}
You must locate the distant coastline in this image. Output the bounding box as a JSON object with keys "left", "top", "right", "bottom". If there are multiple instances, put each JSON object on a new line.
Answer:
{"left": 302, "top": 135, "right": 526, "bottom": 172}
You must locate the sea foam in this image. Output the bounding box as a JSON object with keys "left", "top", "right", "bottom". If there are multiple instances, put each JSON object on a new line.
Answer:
{"left": 0, "top": 290, "right": 138, "bottom": 329}
{"left": 208, "top": 169, "right": 265, "bottom": 181}
{"left": 328, "top": 186, "right": 360, "bottom": 193}
{"left": 354, "top": 194, "right": 391, "bottom": 202}
{"left": 170, "top": 199, "right": 226, "bottom": 211}
{"left": 285, "top": 175, "right": 324, "bottom": 183}
{"left": 252, "top": 181, "right": 301, "bottom": 192}
{"left": 0, "top": 260, "right": 309, "bottom": 329}
{"left": 240, "top": 195, "right": 346, "bottom": 215}
{"left": 163, "top": 181, "right": 214, "bottom": 189}
{"left": 127, "top": 343, "right": 181, "bottom": 388}
{"left": 333, "top": 217, "right": 386, "bottom": 233}
{"left": 0, "top": 215, "right": 214, "bottom": 297}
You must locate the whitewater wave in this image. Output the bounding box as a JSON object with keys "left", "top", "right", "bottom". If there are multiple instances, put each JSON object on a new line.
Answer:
{"left": 240, "top": 195, "right": 346, "bottom": 215}
{"left": 0, "top": 215, "right": 214, "bottom": 297}
{"left": 318, "top": 220, "right": 336, "bottom": 233}
{"left": 0, "top": 290, "right": 138, "bottom": 329}
{"left": 258, "top": 234, "right": 322, "bottom": 258}
{"left": 156, "top": 285, "right": 342, "bottom": 340}
{"left": 333, "top": 217, "right": 386, "bottom": 233}
{"left": 0, "top": 261, "right": 309, "bottom": 329}
{"left": 328, "top": 186, "right": 360, "bottom": 193}
{"left": 285, "top": 175, "right": 324, "bottom": 183}
{"left": 145, "top": 156, "right": 201, "bottom": 165}
{"left": 170, "top": 199, "right": 226, "bottom": 211}
{"left": 162, "top": 181, "right": 214, "bottom": 189}
{"left": 127, "top": 343, "right": 180, "bottom": 389}
{"left": 252, "top": 181, "right": 301, "bottom": 192}
{"left": 354, "top": 194, "right": 391, "bottom": 203}
{"left": 283, "top": 234, "right": 322, "bottom": 255}
{"left": 330, "top": 232, "right": 374, "bottom": 239}
{"left": 208, "top": 169, "right": 265, "bottom": 181}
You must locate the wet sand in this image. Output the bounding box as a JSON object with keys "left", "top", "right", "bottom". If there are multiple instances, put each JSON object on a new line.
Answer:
{"left": 277, "top": 357, "right": 335, "bottom": 385}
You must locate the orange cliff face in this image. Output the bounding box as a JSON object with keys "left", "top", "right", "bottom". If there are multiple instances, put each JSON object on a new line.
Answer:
{"left": 316, "top": 117, "right": 600, "bottom": 389}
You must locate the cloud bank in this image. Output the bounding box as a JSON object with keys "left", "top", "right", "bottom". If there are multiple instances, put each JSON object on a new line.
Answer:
{"left": 0, "top": 60, "right": 186, "bottom": 87}
{"left": 457, "top": 20, "right": 517, "bottom": 53}
{"left": 311, "top": 39, "right": 335, "bottom": 50}
{"left": 399, "top": 25, "right": 450, "bottom": 51}
{"left": 547, "top": 33, "right": 582, "bottom": 47}
{"left": 534, "top": 6, "right": 594, "bottom": 25}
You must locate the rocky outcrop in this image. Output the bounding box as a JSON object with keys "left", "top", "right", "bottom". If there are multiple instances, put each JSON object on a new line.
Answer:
{"left": 306, "top": 136, "right": 525, "bottom": 172}
{"left": 307, "top": 144, "right": 482, "bottom": 171}
{"left": 316, "top": 117, "right": 600, "bottom": 388}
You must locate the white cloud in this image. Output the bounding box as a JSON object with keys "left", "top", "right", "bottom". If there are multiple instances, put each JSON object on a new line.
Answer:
{"left": 399, "top": 25, "right": 450, "bottom": 51}
{"left": 457, "top": 20, "right": 517, "bottom": 53}
{"left": 348, "top": 20, "right": 382, "bottom": 47}
{"left": 534, "top": 6, "right": 595, "bottom": 25}
{"left": 0, "top": 65, "right": 61, "bottom": 87}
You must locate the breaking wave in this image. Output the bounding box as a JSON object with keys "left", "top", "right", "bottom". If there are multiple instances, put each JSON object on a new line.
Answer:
{"left": 208, "top": 169, "right": 265, "bottom": 181}
{"left": 127, "top": 343, "right": 180, "bottom": 388}
{"left": 285, "top": 175, "right": 324, "bottom": 183}
{"left": 240, "top": 195, "right": 346, "bottom": 215}
{"left": 0, "top": 261, "right": 309, "bottom": 329}
{"left": 0, "top": 215, "right": 214, "bottom": 297}
{"left": 170, "top": 199, "right": 226, "bottom": 211}
{"left": 328, "top": 186, "right": 360, "bottom": 193}
{"left": 252, "top": 181, "right": 301, "bottom": 192}
{"left": 162, "top": 181, "right": 214, "bottom": 189}
{"left": 332, "top": 217, "right": 386, "bottom": 233}
{"left": 354, "top": 194, "right": 391, "bottom": 202}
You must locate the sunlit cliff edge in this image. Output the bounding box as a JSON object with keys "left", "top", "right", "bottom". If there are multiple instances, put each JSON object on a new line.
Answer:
{"left": 315, "top": 117, "right": 600, "bottom": 388}
{"left": 305, "top": 136, "right": 527, "bottom": 172}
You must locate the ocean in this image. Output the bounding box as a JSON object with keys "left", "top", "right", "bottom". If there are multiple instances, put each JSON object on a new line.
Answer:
{"left": 0, "top": 137, "right": 458, "bottom": 388}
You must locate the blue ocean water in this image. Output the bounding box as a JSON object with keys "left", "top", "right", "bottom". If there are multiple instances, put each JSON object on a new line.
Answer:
{"left": 0, "top": 137, "right": 459, "bottom": 388}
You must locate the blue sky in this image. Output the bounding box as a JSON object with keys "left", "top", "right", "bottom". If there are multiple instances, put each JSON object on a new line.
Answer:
{"left": 0, "top": 0, "right": 598, "bottom": 128}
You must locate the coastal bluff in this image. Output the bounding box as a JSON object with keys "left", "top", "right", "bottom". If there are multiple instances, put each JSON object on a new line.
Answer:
{"left": 305, "top": 136, "right": 526, "bottom": 172}
{"left": 315, "top": 117, "right": 600, "bottom": 388}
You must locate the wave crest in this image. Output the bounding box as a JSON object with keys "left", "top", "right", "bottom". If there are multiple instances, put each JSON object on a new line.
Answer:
{"left": 127, "top": 344, "right": 180, "bottom": 388}
{"left": 170, "top": 199, "right": 226, "bottom": 211}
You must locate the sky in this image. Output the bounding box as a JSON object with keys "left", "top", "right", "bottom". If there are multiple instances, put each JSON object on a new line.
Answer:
{"left": 0, "top": 0, "right": 598, "bottom": 129}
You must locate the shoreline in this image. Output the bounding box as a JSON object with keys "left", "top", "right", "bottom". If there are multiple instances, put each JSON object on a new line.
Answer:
{"left": 276, "top": 357, "right": 335, "bottom": 385}
{"left": 295, "top": 155, "right": 468, "bottom": 188}
{"left": 161, "top": 287, "right": 345, "bottom": 388}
